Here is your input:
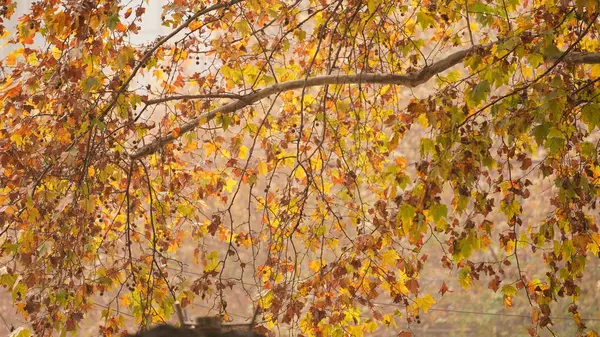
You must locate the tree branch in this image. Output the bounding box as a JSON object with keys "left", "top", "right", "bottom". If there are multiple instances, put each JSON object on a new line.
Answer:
{"left": 130, "top": 45, "right": 600, "bottom": 160}
{"left": 143, "top": 93, "right": 246, "bottom": 105}
{"left": 562, "top": 51, "right": 600, "bottom": 64}
{"left": 99, "top": 0, "right": 245, "bottom": 118}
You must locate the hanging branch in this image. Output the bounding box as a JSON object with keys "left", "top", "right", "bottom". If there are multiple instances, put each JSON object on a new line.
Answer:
{"left": 130, "top": 45, "right": 600, "bottom": 159}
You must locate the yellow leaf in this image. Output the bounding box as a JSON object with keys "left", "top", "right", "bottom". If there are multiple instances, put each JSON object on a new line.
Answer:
{"left": 204, "top": 251, "right": 219, "bottom": 272}
{"left": 591, "top": 64, "right": 600, "bottom": 78}
{"left": 259, "top": 290, "right": 273, "bottom": 309}
{"left": 349, "top": 326, "right": 363, "bottom": 337}
{"left": 394, "top": 280, "right": 409, "bottom": 296}
{"left": 380, "top": 84, "right": 391, "bottom": 95}
{"left": 87, "top": 167, "right": 95, "bottom": 177}
{"left": 294, "top": 168, "right": 306, "bottom": 180}
{"left": 415, "top": 294, "right": 436, "bottom": 313}
{"left": 189, "top": 20, "right": 203, "bottom": 30}
{"left": 258, "top": 161, "right": 268, "bottom": 175}
{"left": 458, "top": 267, "right": 472, "bottom": 290}
{"left": 416, "top": 114, "right": 429, "bottom": 128}
{"left": 588, "top": 233, "right": 600, "bottom": 255}
{"left": 223, "top": 178, "right": 237, "bottom": 193}
{"left": 89, "top": 15, "right": 100, "bottom": 30}
{"left": 9, "top": 327, "right": 32, "bottom": 337}
{"left": 26, "top": 53, "right": 38, "bottom": 66}
{"left": 363, "top": 320, "right": 377, "bottom": 333}
{"left": 51, "top": 46, "right": 62, "bottom": 60}
{"left": 382, "top": 314, "right": 397, "bottom": 328}
{"left": 522, "top": 66, "right": 533, "bottom": 80}
{"left": 153, "top": 69, "right": 166, "bottom": 80}
{"left": 381, "top": 250, "right": 399, "bottom": 267}
{"left": 238, "top": 145, "right": 249, "bottom": 159}
{"left": 309, "top": 260, "right": 322, "bottom": 272}
{"left": 204, "top": 142, "right": 217, "bottom": 156}
{"left": 120, "top": 294, "right": 131, "bottom": 307}
{"left": 344, "top": 306, "right": 361, "bottom": 323}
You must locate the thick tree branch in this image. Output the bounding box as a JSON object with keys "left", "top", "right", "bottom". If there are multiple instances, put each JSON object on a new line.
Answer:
{"left": 130, "top": 45, "right": 600, "bottom": 159}
{"left": 562, "top": 51, "right": 600, "bottom": 64}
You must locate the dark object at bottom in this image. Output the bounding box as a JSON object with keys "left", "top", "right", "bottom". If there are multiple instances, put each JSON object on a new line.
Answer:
{"left": 129, "top": 324, "right": 264, "bottom": 337}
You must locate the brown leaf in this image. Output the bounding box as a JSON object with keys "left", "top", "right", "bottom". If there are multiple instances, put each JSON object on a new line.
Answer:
{"left": 573, "top": 234, "right": 591, "bottom": 251}
{"left": 488, "top": 276, "right": 500, "bottom": 292}
{"left": 439, "top": 281, "right": 449, "bottom": 296}
{"left": 398, "top": 331, "right": 414, "bottom": 337}
{"left": 531, "top": 307, "right": 540, "bottom": 324}
{"left": 405, "top": 279, "right": 419, "bottom": 295}
{"left": 521, "top": 157, "right": 532, "bottom": 170}
{"left": 407, "top": 101, "right": 427, "bottom": 114}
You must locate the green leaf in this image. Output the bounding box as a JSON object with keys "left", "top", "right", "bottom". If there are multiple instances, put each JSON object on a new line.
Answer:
{"left": 469, "top": 2, "right": 496, "bottom": 14}
{"left": 500, "top": 199, "right": 521, "bottom": 219}
{"left": 429, "top": 203, "right": 448, "bottom": 222}
{"left": 546, "top": 126, "right": 566, "bottom": 154}
{"left": 581, "top": 103, "right": 600, "bottom": 131}
{"left": 528, "top": 53, "right": 544, "bottom": 68}
{"left": 117, "top": 48, "right": 135, "bottom": 68}
{"left": 542, "top": 44, "right": 562, "bottom": 59}
{"left": 107, "top": 14, "right": 120, "bottom": 30}
{"left": 84, "top": 77, "right": 99, "bottom": 92}
{"left": 416, "top": 12, "right": 435, "bottom": 29}
{"left": 532, "top": 122, "right": 551, "bottom": 145}
{"left": 398, "top": 204, "right": 416, "bottom": 234}
{"left": 581, "top": 141, "right": 595, "bottom": 158}
{"left": 419, "top": 138, "right": 435, "bottom": 156}
{"left": 468, "top": 80, "right": 490, "bottom": 106}
{"left": 456, "top": 232, "right": 480, "bottom": 260}
{"left": 221, "top": 114, "right": 232, "bottom": 131}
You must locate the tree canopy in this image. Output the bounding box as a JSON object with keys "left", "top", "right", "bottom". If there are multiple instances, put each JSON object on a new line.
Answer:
{"left": 1, "top": 0, "right": 600, "bottom": 336}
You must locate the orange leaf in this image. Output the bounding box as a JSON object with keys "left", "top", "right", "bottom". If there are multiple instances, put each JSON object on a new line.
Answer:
{"left": 116, "top": 22, "right": 127, "bottom": 32}
{"left": 172, "top": 127, "right": 181, "bottom": 138}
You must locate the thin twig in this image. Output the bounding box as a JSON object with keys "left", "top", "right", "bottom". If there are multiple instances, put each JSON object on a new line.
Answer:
{"left": 465, "top": 0, "right": 475, "bottom": 46}
{"left": 98, "top": 0, "right": 245, "bottom": 118}
{"left": 454, "top": 13, "right": 600, "bottom": 130}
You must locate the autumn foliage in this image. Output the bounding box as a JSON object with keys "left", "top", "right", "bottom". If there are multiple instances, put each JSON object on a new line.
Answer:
{"left": 1, "top": 0, "right": 600, "bottom": 336}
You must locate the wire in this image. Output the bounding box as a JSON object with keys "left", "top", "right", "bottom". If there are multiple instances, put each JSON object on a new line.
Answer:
{"left": 93, "top": 297, "right": 253, "bottom": 322}
{"left": 94, "top": 303, "right": 136, "bottom": 318}
{"left": 0, "top": 313, "right": 10, "bottom": 331}
{"left": 372, "top": 301, "right": 600, "bottom": 322}
{"left": 190, "top": 302, "right": 254, "bottom": 321}
{"left": 111, "top": 255, "right": 600, "bottom": 323}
